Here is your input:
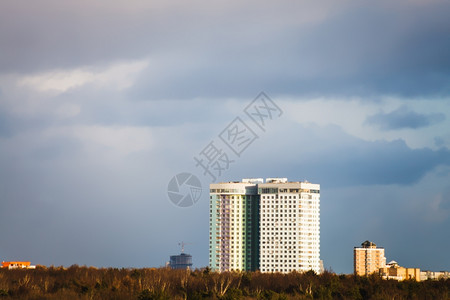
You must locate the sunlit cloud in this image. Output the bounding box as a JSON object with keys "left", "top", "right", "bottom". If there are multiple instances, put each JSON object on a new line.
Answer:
{"left": 18, "top": 59, "right": 149, "bottom": 93}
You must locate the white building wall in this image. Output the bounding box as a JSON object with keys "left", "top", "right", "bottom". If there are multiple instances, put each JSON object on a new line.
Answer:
{"left": 259, "top": 181, "right": 320, "bottom": 274}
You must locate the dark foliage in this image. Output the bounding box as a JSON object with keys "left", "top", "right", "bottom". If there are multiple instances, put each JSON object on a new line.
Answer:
{"left": 0, "top": 267, "right": 448, "bottom": 299}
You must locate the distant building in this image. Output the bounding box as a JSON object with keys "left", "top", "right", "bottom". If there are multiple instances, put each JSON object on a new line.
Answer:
{"left": 1, "top": 261, "right": 36, "bottom": 269}
{"left": 379, "top": 261, "right": 421, "bottom": 281}
{"left": 354, "top": 240, "right": 386, "bottom": 276}
{"left": 319, "top": 260, "right": 325, "bottom": 274}
{"left": 169, "top": 253, "right": 193, "bottom": 270}
{"left": 354, "top": 242, "right": 447, "bottom": 281}
{"left": 420, "top": 270, "right": 450, "bottom": 281}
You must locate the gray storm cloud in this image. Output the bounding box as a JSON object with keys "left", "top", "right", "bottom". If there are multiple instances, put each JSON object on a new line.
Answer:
{"left": 365, "top": 106, "right": 446, "bottom": 130}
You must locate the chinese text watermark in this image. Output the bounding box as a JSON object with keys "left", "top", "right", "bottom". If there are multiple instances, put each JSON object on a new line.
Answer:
{"left": 168, "top": 92, "right": 282, "bottom": 207}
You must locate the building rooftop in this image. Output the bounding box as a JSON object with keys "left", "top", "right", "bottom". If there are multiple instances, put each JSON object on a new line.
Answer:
{"left": 217, "top": 178, "right": 314, "bottom": 184}
{"left": 354, "top": 240, "right": 384, "bottom": 249}
{"left": 387, "top": 260, "right": 398, "bottom": 266}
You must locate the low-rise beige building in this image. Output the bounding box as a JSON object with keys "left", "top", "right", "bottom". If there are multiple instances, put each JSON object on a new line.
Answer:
{"left": 379, "top": 261, "right": 421, "bottom": 281}
{"left": 354, "top": 240, "right": 386, "bottom": 276}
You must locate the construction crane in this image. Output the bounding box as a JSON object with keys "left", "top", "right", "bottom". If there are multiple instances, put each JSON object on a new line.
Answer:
{"left": 178, "top": 241, "right": 190, "bottom": 254}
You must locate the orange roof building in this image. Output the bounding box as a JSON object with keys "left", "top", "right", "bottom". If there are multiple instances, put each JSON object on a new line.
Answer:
{"left": 1, "top": 261, "right": 36, "bottom": 269}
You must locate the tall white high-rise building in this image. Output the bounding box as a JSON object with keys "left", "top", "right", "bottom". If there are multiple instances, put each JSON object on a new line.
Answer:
{"left": 259, "top": 178, "right": 321, "bottom": 273}
{"left": 209, "top": 178, "right": 321, "bottom": 274}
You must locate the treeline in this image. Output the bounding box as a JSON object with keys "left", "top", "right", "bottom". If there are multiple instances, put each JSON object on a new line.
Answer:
{"left": 0, "top": 266, "right": 448, "bottom": 300}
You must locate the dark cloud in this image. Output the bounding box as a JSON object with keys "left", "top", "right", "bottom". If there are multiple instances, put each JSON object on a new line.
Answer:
{"left": 130, "top": 0, "right": 450, "bottom": 99}
{"left": 312, "top": 139, "right": 450, "bottom": 186}
{"left": 439, "top": 187, "right": 450, "bottom": 210}
{"left": 365, "top": 106, "right": 446, "bottom": 130}
{"left": 1, "top": 1, "right": 450, "bottom": 98}
{"left": 434, "top": 136, "right": 445, "bottom": 147}
{"left": 288, "top": 1, "right": 450, "bottom": 97}
{"left": 227, "top": 122, "right": 450, "bottom": 188}
{"left": 0, "top": 111, "right": 13, "bottom": 137}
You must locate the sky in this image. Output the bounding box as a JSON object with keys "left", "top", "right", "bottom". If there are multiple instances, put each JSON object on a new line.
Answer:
{"left": 0, "top": 0, "right": 449, "bottom": 274}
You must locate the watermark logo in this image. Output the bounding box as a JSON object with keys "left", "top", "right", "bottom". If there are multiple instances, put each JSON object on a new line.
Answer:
{"left": 167, "top": 173, "right": 202, "bottom": 207}
{"left": 168, "top": 92, "right": 282, "bottom": 207}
